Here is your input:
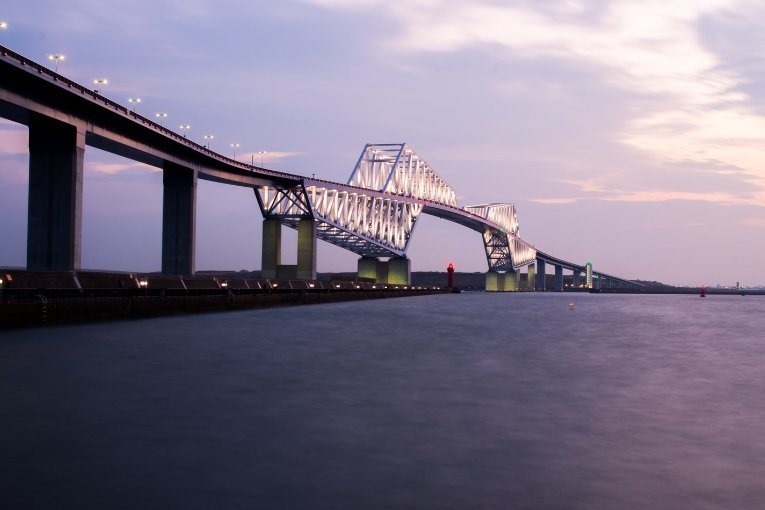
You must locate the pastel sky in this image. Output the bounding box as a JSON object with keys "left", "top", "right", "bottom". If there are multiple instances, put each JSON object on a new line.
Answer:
{"left": 2, "top": 0, "right": 764, "bottom": 286}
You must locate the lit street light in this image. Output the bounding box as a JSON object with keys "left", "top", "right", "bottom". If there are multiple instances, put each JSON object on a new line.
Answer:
{"left": 0, "top": 21, "right": 8, "bottom": 30}
{"left": 128, "top": 97, "right": 141, "bottom": 112}
{"left": 257, "top": 150, "right": 267, "bottom": 166}
{"left": 230, "top": 143, "right": 240, "bottom": 159}
{"left": 48, "top": 54, "right": 65, "bottom": 73}
{"left": 203, "top": 134, "right": 214, "bottom": 149}
{"left": 179, "top": 124, "right": 191, "bottom": 137}
{"left": 155, "top": 112, "right": 168, "bottom": 126}
{"left": 93, "top": 78, "right": 108, "bottom": 94}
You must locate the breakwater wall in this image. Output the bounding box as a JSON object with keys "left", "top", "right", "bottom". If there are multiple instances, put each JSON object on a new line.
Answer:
{"left": 0, "top": 270, "right": 450, "bottom": 330}
{"left": 0, "top": 287, "right": 447, "bottom": 330}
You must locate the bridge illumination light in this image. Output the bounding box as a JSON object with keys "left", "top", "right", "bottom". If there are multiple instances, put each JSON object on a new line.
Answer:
{"left": 93, "top": 78, "right": 108, "bottom": 94}
{"left": 155, "top": 112, "right": 167, "bottom": 126}
{"left": 128, "top": 97, "right": 141, "bottom": 111}
{"left": 203, "top": 134, "right": 214, "bottom": 148}
{"left": 0, "top": 21, "right": 8, "bottom": 29}
{"left": 257, "top": 150, "right": 267, "bottom": 166}
{"left": 179, "top": 124, "right": 191, "bottom": 137}
{"left": 230, "top": 143, "right": 240, "bottom": 159}
{"left": 47, "top": 54, "right": 65, "bottom": 72}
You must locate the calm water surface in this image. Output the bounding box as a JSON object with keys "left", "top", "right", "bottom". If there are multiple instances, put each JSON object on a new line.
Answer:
{"left": 2, "top": 293, "right": 765, "bottom": 509}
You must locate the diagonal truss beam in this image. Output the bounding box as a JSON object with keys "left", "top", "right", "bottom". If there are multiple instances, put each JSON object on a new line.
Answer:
{"left": 465, "top": 203, "right": 536, "bottom": 270}
{"left": 347, "top": 143, "right": 458, "bottom": 206}
{"left": 255, "top": 182, "right": 423, "bottom": 258}
{"left": 254, "top": 145, "right": 536, "bottom": 270}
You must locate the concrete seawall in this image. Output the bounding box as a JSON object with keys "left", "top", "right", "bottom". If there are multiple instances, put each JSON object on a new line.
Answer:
{"left": 0, "top": 269, "right": 457, "bottom": 330}
{"left": 0, "top": 287, "right": 448, "bottom": 330}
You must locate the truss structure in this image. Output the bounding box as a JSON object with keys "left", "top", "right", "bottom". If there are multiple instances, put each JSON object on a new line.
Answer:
{"left": 464, "top": 203, "right": 537, "bottom": 271}
{"left": 347, "top": 143, "right": 458, "bottom": 206}
{"left": 255, "top": 144, "right": 536, "bottom": 269}
{"left": 255, "top": 183, "right": 422, "bottom": 257}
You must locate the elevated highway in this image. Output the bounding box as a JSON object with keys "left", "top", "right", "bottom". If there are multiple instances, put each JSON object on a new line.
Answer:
{"left": 0, "top": 44, "right": 641, "bottom": 290}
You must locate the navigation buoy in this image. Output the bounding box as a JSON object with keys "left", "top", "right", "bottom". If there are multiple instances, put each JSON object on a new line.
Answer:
{"left": 700, "top": 285, "right": 706, "bottom": 298}
{"left": 569, "top": 302, "right": 575, "bottom": 310}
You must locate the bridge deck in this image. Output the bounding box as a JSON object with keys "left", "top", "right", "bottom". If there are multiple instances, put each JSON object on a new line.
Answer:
{"left": 1, "top": 43, "right": 637, "bottom": 284}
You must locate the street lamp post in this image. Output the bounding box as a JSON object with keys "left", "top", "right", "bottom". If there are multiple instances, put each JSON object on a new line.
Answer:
{"left": 203, "top": 135, "right": 214, "bottom": 149}
{"left": 128, "top": 97, "right": 141, "bottom": 112}
{"left": 48, "top": 54, "right": 65, "bottom": 73}
{"left": 257, "top": 150, "right": 267, "bottom": 166}
{"left": 93, "top": 78, "right": 108, "bottom": 94}
{"left": 0, "top": 21, "right": 8, "bottom": 30}
{"left": 155, "top": 112, "right": 167, "bottom": 126}
{"left": 179, "top": 124, "right": 191, "bottom": 137}
{"left": 230, "top": 143, "right": 240, "bottom": 159}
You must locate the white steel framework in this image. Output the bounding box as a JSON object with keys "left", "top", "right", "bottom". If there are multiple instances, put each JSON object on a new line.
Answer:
{"left": 255, "top": 183, "right": 423, "bottom": 257}
{"left": 255, "top": 144, "right": 536, "bottom": 269}
{"left": 464, "top": 203, "right": 537, "bottom": 270}
{"left": 348, "top": 143, "right": 458, "bottom": 206}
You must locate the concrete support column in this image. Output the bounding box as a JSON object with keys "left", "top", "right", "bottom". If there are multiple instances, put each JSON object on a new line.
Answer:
{"left": 388, "top": 257, "right": 411, "bottom": 285}
{"left": 357, "top": 256, "right": 378, "bottom": 281}
{"left": 573, "top": 271, "right": 582, "bottom": 288}
{"left": 554, "top": 265, "right": 563, "bottom": 292}
{"left": 296, "top": 218, "right": 317, "bottom": 280}
{"left": 526, "top": 264, "right": 535, "bottom": 291}
{"left": 27, "top": 114, "right": 85, "bottom": 271}
{"left": 535, "top": 259, "right": 546, "bottom": 291}
{"left": 261, "top": 218, "right": 282, "bottom": 279}
{"left": 485, "top": 271, "right": 499, "bottom": 292}
{"left": 502, "top": 270, "right": 519, "bottom": 292}
{"left": 162, "top": 162, "right": 197, "bottom": 275}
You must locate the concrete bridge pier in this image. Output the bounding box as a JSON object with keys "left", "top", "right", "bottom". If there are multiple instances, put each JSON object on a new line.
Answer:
{"left": 573, "top": 270, "right": 582, "bottom": 288}
{"left": 387, "top": 256, "right": 411, "bottom": 285}
{"left": 486, "top": 270, "right": 521, "bottom": 292}
{"left": 261, "top": 217, "right": 317, "bottom": 280}
{"left": 526, "top": 264, "right": 535, "bottom": 291}
{"left": 485, "top": 271, "right": 499, "bottom": 292}
{"left": 162, "top": 162, "right": 197, "bottom": 275}
{"left": 261, "top": 218, "right": 282, "bottom": 279}
{"left": 296, "top": 218, "right": 317, "bottom": 281}
{"left": 502, "top": 270, "right": 519, "bottom": 291}
{"left": 27, "top": 114, "right": 85, "bottom": 271}
{"left": 554, "top": 265, "right": 563, "bottom": 292}
{"left": 357, "top": 256, "right": 409, "bottom": 285}
{"left": 535, "top": 259, "right": 546, "bottom": 290}
{"left": 357, "top": 256, "right": 378, "bottom": 281}
{"left": 358, "top": 256, "right": 388, "bottom": 283}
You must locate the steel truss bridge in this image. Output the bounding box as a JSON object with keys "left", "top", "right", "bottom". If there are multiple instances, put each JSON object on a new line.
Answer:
{"left": 0, "top": 44, "right": 640, "bottom": 290}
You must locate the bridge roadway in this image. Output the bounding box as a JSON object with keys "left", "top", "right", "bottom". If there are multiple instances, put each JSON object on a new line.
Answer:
{"left": 0, "top": 43, "right": 639, "bottom": 290}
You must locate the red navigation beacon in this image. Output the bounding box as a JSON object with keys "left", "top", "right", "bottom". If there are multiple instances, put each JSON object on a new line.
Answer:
{"left": 447, "top": 262, "right": 455, "bottom": 289}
